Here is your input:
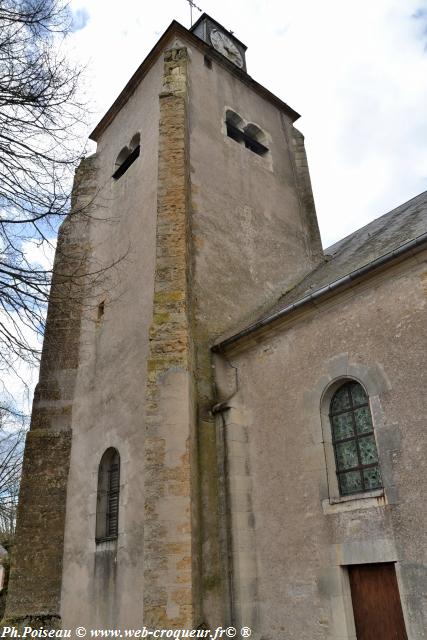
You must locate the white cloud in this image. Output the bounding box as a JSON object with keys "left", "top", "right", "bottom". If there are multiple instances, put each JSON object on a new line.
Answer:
{"left": 21, "top": 238, "right": 57, "bottom": 271}
{"left": 6, "top": 1, "right": 425, "bottom": 415}
{"left": 67, "top": 0, "right": 427, "bottom": 247}
{"left": 70, "top": 7, "right": 90, "bottom": 32}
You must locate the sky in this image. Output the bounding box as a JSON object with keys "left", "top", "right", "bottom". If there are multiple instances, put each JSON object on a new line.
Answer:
{"left": 65, "top": 0, "right": 427, "bottom": 247}
{"left": 5, "top": 0, "right": 427, "bottom": 414}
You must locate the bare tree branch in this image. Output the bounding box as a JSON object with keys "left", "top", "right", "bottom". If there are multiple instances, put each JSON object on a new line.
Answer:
{"left": 0, "top": 0, "right": 87, "bottom": 376}
{"left": 0, "top": 403, "right": 27, "bottom": 536}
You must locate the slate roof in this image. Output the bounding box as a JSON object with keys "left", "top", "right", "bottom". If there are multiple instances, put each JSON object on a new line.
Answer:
{"left": 213, "top": 190, "right": 427, "bottom": 351}
{"left": 267, "top": 189, "right": 427, "bottom": 313}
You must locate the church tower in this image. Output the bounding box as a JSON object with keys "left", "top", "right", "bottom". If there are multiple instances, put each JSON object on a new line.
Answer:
{"left": 4, "top": 15, "right": 323, "bottom": 632}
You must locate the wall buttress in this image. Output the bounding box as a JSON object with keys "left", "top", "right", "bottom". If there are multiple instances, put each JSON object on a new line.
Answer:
{"left": 2, "top": 158, "right": 97, "bottom": 632}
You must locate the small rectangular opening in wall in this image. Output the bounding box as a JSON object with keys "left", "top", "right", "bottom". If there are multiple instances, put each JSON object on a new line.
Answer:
{"left": 97, "top": 300, "right": 105, "bottom": 322}
{"left": 204, "top": 55, "right": 212, "bottom": 69}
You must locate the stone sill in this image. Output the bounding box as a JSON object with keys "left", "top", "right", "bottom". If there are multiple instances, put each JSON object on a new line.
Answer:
{"left": 95, "top": 537, "right": 118, "bottom": 550}
{"left": 322, "top": 490, "right": 386, "bottom": 515}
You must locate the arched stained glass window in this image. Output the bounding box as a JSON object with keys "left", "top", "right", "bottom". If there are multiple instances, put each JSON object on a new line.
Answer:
{"left": 96, "top": 448, "right": 120, "bottom": 542}
{"left": 329, "top": 381, "right": 382, "bottom": 496}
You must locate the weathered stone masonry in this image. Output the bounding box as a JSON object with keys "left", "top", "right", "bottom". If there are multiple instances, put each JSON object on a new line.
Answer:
{"left": 143, "top": 46, "right": 199, "bottom": 628}
{"left": 2, "top": 158, "right": 97, "bottom": 632}
{"left": 6, "top": 16, "right": 422, "bottom": 637}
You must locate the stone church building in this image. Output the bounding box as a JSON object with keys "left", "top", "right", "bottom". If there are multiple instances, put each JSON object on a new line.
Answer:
{"left": 3, "top": 14, "right": 427, "bottom": 640}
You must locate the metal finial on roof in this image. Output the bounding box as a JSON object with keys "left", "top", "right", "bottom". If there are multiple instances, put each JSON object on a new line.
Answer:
{"left": 186, "top": 0, "right": 202, "bottom": 26}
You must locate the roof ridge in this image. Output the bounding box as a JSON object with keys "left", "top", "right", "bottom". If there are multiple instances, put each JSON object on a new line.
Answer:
{"left": 325, "top": 189, "right": 427, "bottom": 254}
{"left": 213, "top": 228, "right": 427, "bottom": 353}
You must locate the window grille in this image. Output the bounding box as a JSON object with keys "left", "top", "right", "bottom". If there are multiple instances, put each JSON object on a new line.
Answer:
{"left": 106, "top": 453, "right": 120, "bottom": 537}
{"left": 96, "top": 448, "right": 120, "bottom": 542}
{"left": 329, "top": 381, "right": 382, "bottom": 496}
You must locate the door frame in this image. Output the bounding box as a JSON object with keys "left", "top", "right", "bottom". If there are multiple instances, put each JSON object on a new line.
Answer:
{"left": 347, "top": 562, "right": 408, "bottom": 640}
{"left": 319, "top": 540, "right": 410, "bottom": 639}
{"left": 340, "top": 561, "right": 409, "bottom": 639}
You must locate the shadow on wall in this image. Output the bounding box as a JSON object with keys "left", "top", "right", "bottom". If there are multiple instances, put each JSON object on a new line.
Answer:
{"left": 94, "top": 542, "right": 118, "bottom": 627}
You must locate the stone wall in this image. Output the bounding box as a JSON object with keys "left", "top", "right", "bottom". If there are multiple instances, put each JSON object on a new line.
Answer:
{"left": 214, "top": 253, "right": 427, "bottom": 639}
{"left": 143, "top": 45, "right": 198, "bottom": 629}
{"left": 59, "top": 55, "right": 162, "bottom": 631}
{"left": 2, "top": 157, "right": 97, "bottom": 631}
{"left": 4, "top": 29, "right": 330, "bottom": 632}
{"left": 187, "top": 42, "right": 324, "bottom": 629}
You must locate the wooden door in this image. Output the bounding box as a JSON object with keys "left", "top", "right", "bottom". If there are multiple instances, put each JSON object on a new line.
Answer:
{"left": 348, "top": 563, "right": 408, "bottom": 640}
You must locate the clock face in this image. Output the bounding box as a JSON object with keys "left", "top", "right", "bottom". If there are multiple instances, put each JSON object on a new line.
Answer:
{"left": 210, "top": 29, "right": 244, "bottom": 68}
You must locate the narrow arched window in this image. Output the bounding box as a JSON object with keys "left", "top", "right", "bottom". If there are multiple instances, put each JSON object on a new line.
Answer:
{"left": 224, "top": 110, "right": 269, "bottom": 157}
{"left": 225, "top": 109, "right": 244, "bottom": 143}
{"left": 243, "top": 123, "right": 269, "bottom": 156}
{"left": 329, "top": 382, "right": 382, "bottom": 496}
{"left": 112, "top": 133, "right": 140, "bottom": 180}
{"left": 96, "top": 448, "right": 120, "bottom": 542}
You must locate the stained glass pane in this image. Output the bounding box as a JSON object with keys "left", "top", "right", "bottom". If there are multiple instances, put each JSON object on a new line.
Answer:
{"left": 339, "top": 470, "right": 363, "bottom": 495}
{"left": 363, "top": 466, "right": 382, "bottom": 490}
{"left": 359, "top": 435, "right": 378, "bottom": 465}
{"left": 350, "top": 382, "right": 368, "bottom": 407}
{"left": 335, "top": 440, "right": 358, "bottom": 471}
{"left": 330, "top": 382, "right": 382, "bottom": 497}
{"left": 331, "top": 387, "right": 351, "bottom": 413}
{"left": 332, "top": 412, "right": 354, "bottom": 440}
{"left": 354, "top": 406, "right": 373, "bottom": 434}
